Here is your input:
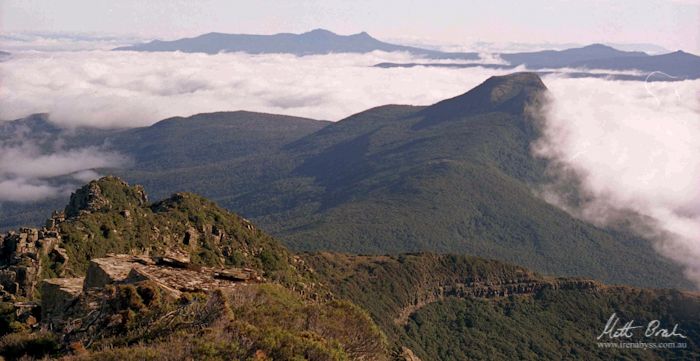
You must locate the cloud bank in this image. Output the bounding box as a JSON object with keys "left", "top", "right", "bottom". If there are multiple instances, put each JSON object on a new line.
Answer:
{"left": 534, "top": 77, "right": 700, "bottom": 287}
{"left": 0, "top": 131, "right": 128, "bottom": 202}
{"left": 0, "top": 32, "right": 144, "bottom": 52}
{"left": 0, "top": 50, "right": 528, "bottom": 128}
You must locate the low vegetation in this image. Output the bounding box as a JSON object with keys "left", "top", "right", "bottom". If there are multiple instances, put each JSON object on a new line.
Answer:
{"left": 305, "top": 252, "right": 700, "bottom": 361}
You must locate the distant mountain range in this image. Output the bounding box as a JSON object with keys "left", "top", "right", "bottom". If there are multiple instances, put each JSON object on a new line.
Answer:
{"left": 114, "top": 29, "right": 700, "bottom": 79}
{"left": 378, "top": 45, "right": 700, "bottom": 80}
{"left": 500, "top": 43, "right": 647, "bottom": 68}
{"left": 1, "top": 73, "right": 691, "bottom": 290}
{"left": 114, "top": 28, "right": 480, "bottom": 59}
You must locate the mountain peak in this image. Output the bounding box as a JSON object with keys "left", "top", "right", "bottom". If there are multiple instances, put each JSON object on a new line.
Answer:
{"left": 303, "top": 28, "right": 337, "bottom": 36}
{"left": 1, "top": 113, "right": 60, "bottom": 134}
{"left": 669, "top": 50, "right": 696, "bottom": 57}
{"left": 64, "top": 176, "right": 148, "bottom": 218}
{"left": 418, "top": 72, "right": 547, "bottom": 125}
{"left": 480, "top": 72, "right": 547, "bottom": 103}
{"left": 353, "top": 31, "right": 372, "bottom": 38}
{"left": 582, "top": 43, "right": 615, "bottom": 50}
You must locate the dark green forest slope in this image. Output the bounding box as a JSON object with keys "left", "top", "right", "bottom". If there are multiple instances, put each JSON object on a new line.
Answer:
{"left": 305, "top": 253, "right": 700, "bottom": 361}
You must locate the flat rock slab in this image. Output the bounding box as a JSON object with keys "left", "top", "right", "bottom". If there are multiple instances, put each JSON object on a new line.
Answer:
{"left": 84, "top": 255, "right": 154, "bottom": 289}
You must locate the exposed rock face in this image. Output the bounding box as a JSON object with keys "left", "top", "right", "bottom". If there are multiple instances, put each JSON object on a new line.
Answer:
{"left": 41, "top": 253, "right": 262, "bottom": 330}
{"left": 40, "top": 277, "right": 84, "bottom": 323}
{"left": 64, "top": 176, "right": 147, "bottom": 218}
{"left": 124, "top": 260, "right": 257, "bottom": 298}
{"left": 13, "top": 301, "right": 40, "bottom": 328}
{"left": 0, "top": 216, "right": 68, "bottom": 300}
{"left": 394, "top": 277, "right": 600, "bottom": 325}
{"left": 154, "top": 248, "right": 191, "bottom": 267}
{"left": 84, "top": 255, "right": 143, "bottom": 289}
{"left": 83, "top": 253, "right": 261, "bottom": 297}
{"left": 1, "top": 176, "right": 295, "bottom": 300}
{"left": 108, "top": 255, "right": 262, "bottom": 297}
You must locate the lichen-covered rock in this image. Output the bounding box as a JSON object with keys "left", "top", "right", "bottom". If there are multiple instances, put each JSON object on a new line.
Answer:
{"left": 40, "top": 277, "right": 83, "bottom": 322}
{"left": 83, "top": 255, "right": 148, "bottom": 289}
{"left": 0, "top": 222, "right": 68, "bottom": 298}
{"left": 81, "top": 253, "right": 261, "bottom": 299}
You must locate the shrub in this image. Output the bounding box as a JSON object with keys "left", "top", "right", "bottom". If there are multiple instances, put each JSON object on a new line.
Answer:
{"left": 0, "top": 331, "right": 59, "bottom": 359}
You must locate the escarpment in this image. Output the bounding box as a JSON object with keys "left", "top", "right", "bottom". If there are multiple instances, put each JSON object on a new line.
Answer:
{"left": 392, "top": 277, "right": 601, "bottom": 325}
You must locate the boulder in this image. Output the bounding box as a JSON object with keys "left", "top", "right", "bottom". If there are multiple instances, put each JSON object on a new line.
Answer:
{"left": 41, "top": 277, "right": 84, "bottom": 322}
{"left": 153, "top": 249, "right": 191, "bottom": 268}
{"left": 83, "top": 255, "right": 139, "bottom": 289}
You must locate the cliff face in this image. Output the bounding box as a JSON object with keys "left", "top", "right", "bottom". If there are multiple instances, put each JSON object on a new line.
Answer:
{"left": 392, "top": 277, "right": 601, "bottom": 326}
{"left": 0, "top": 225, "right": 68, "bottom": 300}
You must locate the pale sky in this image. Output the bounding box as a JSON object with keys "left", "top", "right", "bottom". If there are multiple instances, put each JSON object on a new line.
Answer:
{"left": 1, "top": 0, "right": 699, "bottom": 53}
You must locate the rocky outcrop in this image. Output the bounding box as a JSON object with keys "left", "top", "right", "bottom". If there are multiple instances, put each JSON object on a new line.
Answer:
{"left": 83, "top": 255, "right": 141, "bottom": 289}
{"left": 40, "top": 253, "right": 263, "bottom": 331}
{"left": 0, "top": 215, "right": 68, "bottom": 300}
{"left": 40, "top": 277, "right": 83, "bottom": 323}
{"left": 83, "top": 253, "right": 261, "bottom": 295}
{"left": 64, "top": 176, "right": 147, "bottom": 218}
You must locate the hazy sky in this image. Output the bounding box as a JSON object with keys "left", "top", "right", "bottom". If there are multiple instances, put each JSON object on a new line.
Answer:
{"left": 1, "top": 0, "right": 699, "bottom": 53}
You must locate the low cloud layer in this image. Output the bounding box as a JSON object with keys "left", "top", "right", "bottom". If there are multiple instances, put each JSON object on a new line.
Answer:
{"left": 0, "top": 32, "right": 143, "bottom": 52}
{"left": 0, "top": 50, "right": 528, "bottom": 128}
{"left": 0, "top": 133, "right": 128, "bottom": 202}
{"left": 534, "top": 77, "right": 700, "bottom": 287}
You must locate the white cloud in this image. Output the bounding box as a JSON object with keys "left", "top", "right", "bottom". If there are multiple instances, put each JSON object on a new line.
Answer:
{"left": 0, "top": 131, "right": 129, "bottom": 202}
{"left": 0, "top": 50, "right": 529, "bottom": 128}
{"left": 0, "top": 32, "right": 144, "bottom": 52}
{"left": 0, "top": 178, "right": 66, "bottom": 203}
{"left": 0, "top": 143, "right": 127, "bottom": 179}
{"left": 534, "top": 77, "right": 700, "bottom": 287}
